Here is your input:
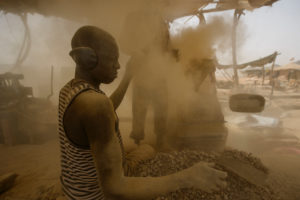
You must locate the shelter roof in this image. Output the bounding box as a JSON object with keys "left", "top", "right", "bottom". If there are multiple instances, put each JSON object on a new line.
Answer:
{"left": 0, "top": 0, "right": 207, "bottom": 21}
{"left": 216, "top": 51, "right": 278, "bottom": 70}
{"left": 0, "top": 0, "right": 280, "bottom": 21}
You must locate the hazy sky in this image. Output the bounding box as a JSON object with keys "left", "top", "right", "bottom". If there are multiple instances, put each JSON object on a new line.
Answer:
{"left": 172, "top": 0, "right": 300, "bottom": 65}
{"left": 239, "top": 0, "right": 300, "bottom": 65}
{"left": 0, "top": 0, "right": 299, "bottom": 71}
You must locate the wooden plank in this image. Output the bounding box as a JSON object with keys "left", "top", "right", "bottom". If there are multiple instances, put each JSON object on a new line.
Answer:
{"left": 217, "top": 156, "right": 268, "bottom": 187}
{"left": 0, "top": 173, "right": 18, "bottom": 194}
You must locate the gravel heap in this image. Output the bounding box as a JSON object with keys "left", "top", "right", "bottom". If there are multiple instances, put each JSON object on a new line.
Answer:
{"left": 127, "top": 149, "right": 280, "bottom": 200}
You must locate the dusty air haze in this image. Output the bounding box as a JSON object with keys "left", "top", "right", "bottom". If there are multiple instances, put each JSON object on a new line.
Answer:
{"left": 0, "top": 0, "right": 300, "bottom": 199}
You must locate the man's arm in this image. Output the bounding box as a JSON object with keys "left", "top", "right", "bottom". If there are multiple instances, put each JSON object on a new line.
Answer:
{"left": 110, "top": 58, "right": 137, "bottom": 110}
{"left": 79, "top": 92, "right": 227, "bottom": 200}
{"left": 109, "top": 55, "right": 143, "bottom": 110}
{"left": 109, "top": 70, "right": 131, "bottom": 110}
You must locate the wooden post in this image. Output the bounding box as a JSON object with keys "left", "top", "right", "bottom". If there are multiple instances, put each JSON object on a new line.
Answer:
{"left": 269, "top": 52, "right": 277, "bottom": 83}
{"left": 47, "top": 65, "right": 54, "bottom": 100}
{"left": 262, "top": 65, "right": 265, "bottom": 85}
{"left": 270, "top": 52, "right": 278, "bottom": 98}
{"left": 198, "top": 12, "right": 206, "bottom": 25}
{"left": 232, "top": 9, "right": 242, "bottom": 87}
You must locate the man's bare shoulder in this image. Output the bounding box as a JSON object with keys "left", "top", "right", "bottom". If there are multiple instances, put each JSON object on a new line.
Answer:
{"left": 68, "top": 90, "right": 116, "bottom": 144}
{"left": 73, "top": 90, "right": 114, "bottom": 117}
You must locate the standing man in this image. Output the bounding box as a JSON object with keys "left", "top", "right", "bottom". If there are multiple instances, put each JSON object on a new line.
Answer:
{"left": 119, "top": 11, "right": 172, "bottom": 149}
{"left": 128, "top": 47, "right": 169, "bottom": 149}
{"left": 58, "top": 25, "right": 227, "bottom": 200}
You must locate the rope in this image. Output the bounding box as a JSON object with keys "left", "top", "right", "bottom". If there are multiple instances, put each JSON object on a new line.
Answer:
{"left": 11, "top": 13, "right": 31, "bottom": 70}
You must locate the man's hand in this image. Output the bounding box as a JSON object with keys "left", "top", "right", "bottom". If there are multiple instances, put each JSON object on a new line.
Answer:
{"left": 183, "top": 162, "right": 227, "bottom": 193}
{"left": 124, "top": 62, "right": 135, "bottom": 79}
{"left": 124, "top": 53, "right": 145, "bottom": 79}
{"left": 110, "top": 55, "right": 144, "bottom": 109}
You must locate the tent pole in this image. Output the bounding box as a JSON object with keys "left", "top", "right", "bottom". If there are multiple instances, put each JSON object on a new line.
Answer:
{"left": 270, "top": 52, "right": 278, "bottom": 99}
{"left": 262, "top": 65, "right": 265, "bottom": 85}
{"left": 232, "top": 9, "right": 242, "bottom": 87}
{"left": 198, "top": 12, "right": 206, "bottom": 25}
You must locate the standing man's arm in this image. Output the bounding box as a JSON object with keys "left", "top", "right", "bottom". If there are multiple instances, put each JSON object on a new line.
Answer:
{"left": 79, "top": 93, "right": 227, "bottom": 200}
{"left": 109, "top": 72, "right": 131, "bottom": 110}
{"left": 110, "top": 60, "right": 134, "bottom": 110}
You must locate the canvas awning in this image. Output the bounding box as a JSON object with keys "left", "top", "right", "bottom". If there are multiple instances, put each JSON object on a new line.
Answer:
{"left": 0, "top": 0, "right": 208, "bottom": 21}
{"left": 0, "top": 0, "right": 211, "bottom": 37}
{"left": 216, "top": 51, "right": 278, "bottom": 70}
{"left": 0, "top": 0, "right": 280, "bottom": 21}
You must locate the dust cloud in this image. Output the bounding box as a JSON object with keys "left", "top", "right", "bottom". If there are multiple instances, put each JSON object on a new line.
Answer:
{"left": 1, "top": 0, "right": 232, "bottom": 105}
{"left": 1, "top": 0, "right": 234, "bottom": 141}
{"left": 1, "top": 1, "right": 300, "bottom": 200}
{"left": 171, "top": 16, "right": 231, "bottom": 66}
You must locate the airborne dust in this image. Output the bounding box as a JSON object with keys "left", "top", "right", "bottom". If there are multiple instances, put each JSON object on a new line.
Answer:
{"left": 0, "top": 0, "right": 300, "bottom": 200}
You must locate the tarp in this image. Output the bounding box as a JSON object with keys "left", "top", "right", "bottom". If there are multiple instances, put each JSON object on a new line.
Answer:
{"left": 0, "top": 0, "right": 280, "bottom": 21}
{"left": 0, "top": 0, "right": 281, "bottom": 41}
{"left": 0, "top": 0, "right": 208, "bottom": 21}
{"left": 0, "top": 0, "right": 208, "bottom": 36}
{"left": 215, "top": 0, "right": 278, "bottom": 11}
{"left": 216, "top": 51, "right": 278, "bottom": 70}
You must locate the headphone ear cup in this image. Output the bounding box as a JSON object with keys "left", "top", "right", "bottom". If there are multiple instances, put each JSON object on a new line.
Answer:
{"left": 69, "top": 47, "right": 98, "bottom": 70}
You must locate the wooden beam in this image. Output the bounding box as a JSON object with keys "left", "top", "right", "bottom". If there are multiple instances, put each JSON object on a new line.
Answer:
{"left": 261, "top": 65, "right": 265, "bottom": 85}
{"left": 232, "top": 9, "right": 242, "bottom": 86}
{"left": 270, "top": 52, "right": 278, "bottom": 98}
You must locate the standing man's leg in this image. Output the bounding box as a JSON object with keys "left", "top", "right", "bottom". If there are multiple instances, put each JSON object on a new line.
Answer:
{"left": 152, "top": 83, "right": 168, "bottom": 150}
{"left": 130, "top": 83, "right": 149, "bottom": 145}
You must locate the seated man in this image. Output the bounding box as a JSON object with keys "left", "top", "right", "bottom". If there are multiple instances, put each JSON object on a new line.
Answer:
{"left": 58, "top": 25, "right": 227, "bottom": 200}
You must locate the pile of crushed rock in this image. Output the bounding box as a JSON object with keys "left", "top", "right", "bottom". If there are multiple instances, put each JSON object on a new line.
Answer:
{"left": 127, "top": 149, "right": 280, "bottom": 200}
{"left": 1, "top": 149, "right": 280, "bottom": 200}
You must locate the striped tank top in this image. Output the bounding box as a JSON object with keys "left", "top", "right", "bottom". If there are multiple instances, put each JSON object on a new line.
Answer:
{"left": 58, "top": 79, "right": 124, "bottom": 200}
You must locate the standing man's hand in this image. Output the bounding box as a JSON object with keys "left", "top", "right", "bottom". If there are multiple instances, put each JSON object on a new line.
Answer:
{"left": 124, "top": 52, "right": 145, "bottom": 80}
{"left": 109, "top": 55, "right": 142, "bottom": 110}
{"left": 124, "top": 61, "right": 135, "bottom": 80}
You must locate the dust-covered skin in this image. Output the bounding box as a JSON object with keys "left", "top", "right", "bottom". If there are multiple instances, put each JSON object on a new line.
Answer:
{"left": 63, "top": 26, "right": 227, "bottom": 200}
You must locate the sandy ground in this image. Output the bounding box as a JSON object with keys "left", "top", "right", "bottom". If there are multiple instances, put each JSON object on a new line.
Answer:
{"left": 0, "top": 120, "right": 150, "bottom": 200}
{"left": 224, "top": 89, "right": 300, "bottom": 200}
{"left": 1, "top": 89, "right": 300, "bottom": 200}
